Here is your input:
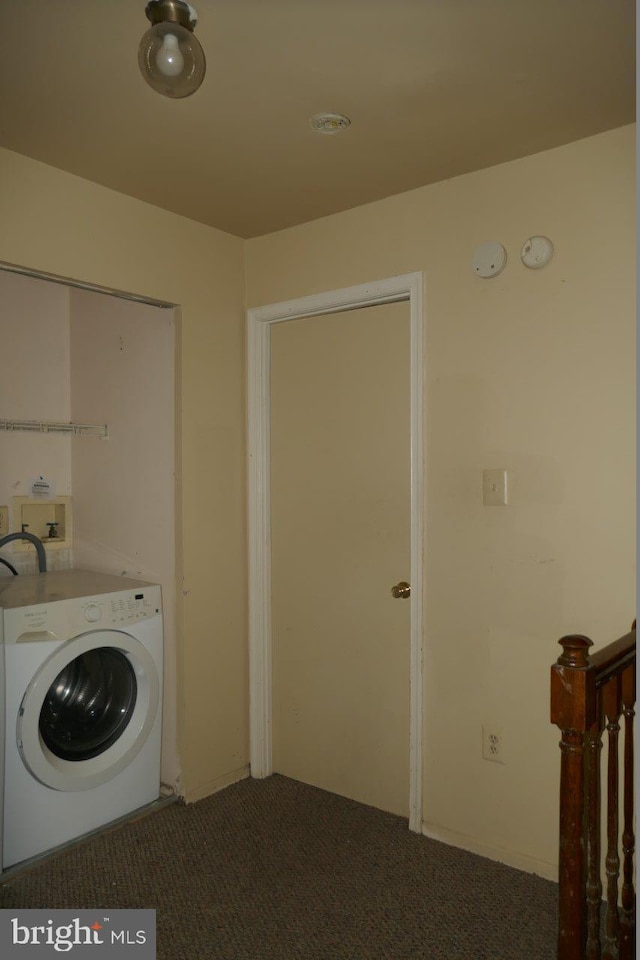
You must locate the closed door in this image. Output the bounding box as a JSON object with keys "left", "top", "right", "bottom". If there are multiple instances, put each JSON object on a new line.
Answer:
{"left": 270, "top": 300, "right": 411, "bottom": 816}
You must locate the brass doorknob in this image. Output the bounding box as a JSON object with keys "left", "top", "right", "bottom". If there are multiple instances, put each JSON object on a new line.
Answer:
{"left": 391, "top": 581, "right": 411, "bottom": 599}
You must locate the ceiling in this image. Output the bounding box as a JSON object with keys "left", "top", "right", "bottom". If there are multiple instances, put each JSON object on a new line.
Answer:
{"left": 0, "top": 0, "right": 635, "bottom": 239}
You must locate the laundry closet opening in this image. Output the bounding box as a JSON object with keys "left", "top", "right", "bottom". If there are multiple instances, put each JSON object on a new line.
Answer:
{"left": 0, "top": 264, "right": 178, "bottom": 791}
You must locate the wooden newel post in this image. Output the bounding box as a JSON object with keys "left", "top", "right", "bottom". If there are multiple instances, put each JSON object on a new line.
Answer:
{"left": 551, "top": 635, "right": 596, "bottom": 960}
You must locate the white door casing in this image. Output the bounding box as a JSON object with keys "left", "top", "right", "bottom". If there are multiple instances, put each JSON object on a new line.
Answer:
{"left": 247, "top": 273, "right": 424, "bottom": 832}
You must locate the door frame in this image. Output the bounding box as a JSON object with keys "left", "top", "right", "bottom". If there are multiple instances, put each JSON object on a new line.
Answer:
{"left": 247, "top": 272, "right": 424, "bottom": 832}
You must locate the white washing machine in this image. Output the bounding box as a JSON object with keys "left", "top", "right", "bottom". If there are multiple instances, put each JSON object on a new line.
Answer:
{"left": 0, "top": 569, "right": 163, "bottom": 871}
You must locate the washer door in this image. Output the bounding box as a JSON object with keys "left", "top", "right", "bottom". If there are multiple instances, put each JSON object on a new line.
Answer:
{"left": 17, "top": 630, "right": 160, "bottom": 792}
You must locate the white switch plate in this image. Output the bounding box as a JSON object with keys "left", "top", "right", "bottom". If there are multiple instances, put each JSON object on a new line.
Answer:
{"left": 483, "top": 469, "right": 508, "bottom": 506}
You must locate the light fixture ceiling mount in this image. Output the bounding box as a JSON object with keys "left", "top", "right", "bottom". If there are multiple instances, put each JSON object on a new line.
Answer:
{"left": 138, "top": 0, "right": 206, "bottom": 99}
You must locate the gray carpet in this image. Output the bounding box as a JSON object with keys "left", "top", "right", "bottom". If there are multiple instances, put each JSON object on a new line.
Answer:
{"left": 0, "top": 774, "right": 558, "bottom": 959}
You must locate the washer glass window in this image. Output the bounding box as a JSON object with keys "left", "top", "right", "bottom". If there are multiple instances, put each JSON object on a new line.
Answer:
{"left": 39, "top": 648, "right": 137, "bottom": 761}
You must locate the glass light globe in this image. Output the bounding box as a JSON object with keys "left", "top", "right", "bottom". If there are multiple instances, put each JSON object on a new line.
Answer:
{"left": 138, "top": 20, "right": 206, "bottom": 98}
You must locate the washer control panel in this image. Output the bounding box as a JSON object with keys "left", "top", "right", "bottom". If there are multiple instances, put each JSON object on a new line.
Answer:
{"left": 81, "top": 592, "right": 155, "bottom": 626}
{"left": 4, "top": 583, "right": 162, "bottom": 643}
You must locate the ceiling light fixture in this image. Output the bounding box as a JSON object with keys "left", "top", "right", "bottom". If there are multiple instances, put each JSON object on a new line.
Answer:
{"left": 309, "top": 113, "right": 351, "bottom": 135}
{"left": 138, "top": 1, "right": 206, "bottom": 99}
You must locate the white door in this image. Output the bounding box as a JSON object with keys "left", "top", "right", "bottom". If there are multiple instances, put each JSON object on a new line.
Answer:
{"left": 270, "top": 301, "right": 411, "bottom": 816}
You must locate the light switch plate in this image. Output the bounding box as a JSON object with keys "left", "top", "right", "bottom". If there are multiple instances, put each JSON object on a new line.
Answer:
{"left": 483, "top": 469, "right": 508, "bottom": 506}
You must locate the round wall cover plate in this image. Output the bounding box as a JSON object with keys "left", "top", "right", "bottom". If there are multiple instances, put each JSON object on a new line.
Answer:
{"left": 471, "top": 241, "right": 507, "bottom": 279}
{"left": 520, "top": 235, "right": 554, "bottom": 269}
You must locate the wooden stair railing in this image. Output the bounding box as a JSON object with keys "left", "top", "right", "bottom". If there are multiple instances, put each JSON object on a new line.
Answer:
{"left": 551, "top": 622, "right": 636, "bottom": 960}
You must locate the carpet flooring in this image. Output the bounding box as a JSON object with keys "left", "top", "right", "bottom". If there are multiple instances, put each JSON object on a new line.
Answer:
{"left": 0, "top": 774, "right": 558, "bottom": 959}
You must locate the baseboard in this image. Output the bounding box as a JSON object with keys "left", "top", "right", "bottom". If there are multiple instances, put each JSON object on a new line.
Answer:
{"left": 184, "top": 764, "right": 251, "bottom": 804}
{"left": 421, "top": 821, "right": 558, "bottom": 882}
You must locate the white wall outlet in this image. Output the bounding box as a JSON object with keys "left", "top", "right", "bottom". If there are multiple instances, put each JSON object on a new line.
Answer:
{"left": 0, "top": 506, "right": 8, "bottom": 536}
{"left": 482, "top": 469, "right": 508, "bottom": 506}
{"left": 482, "top": 725, "right": 504, "bottom": 763}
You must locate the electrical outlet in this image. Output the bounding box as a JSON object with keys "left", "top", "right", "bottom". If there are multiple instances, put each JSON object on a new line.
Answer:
{"left": 482, "top": 725, "right": 504, "bottom": 764}
{"left": 0, "top": 505, "right": 8, "bottom": 536}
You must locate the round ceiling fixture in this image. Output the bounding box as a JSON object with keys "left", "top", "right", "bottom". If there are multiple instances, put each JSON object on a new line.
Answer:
{"left": 138, "top": 0, "right": 206, "bottom": 99}
{"left": 309, "top": 113, "right": 352, "bottom": 135}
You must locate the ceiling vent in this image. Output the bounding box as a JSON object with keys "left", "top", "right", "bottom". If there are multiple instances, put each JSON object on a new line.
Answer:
{"left": 309, "top": 113, "right": 351, "bottom": 135}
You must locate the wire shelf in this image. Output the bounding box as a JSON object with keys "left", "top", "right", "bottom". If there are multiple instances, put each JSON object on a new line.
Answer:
{"left": 0, "top": 419, "right": 108, "bottom": 438}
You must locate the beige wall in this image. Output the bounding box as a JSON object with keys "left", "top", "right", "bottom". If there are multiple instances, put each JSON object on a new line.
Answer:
{"left": 0, "top": 146, "right": 247, "bottom": 802}
{"left": 246, "top": 125, "right": 636, "bottom": 877}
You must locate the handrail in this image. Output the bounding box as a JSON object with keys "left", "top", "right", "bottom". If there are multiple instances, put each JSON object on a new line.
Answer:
{"left": 551, "top": 623, "right": 636, "bottom": 960}
{"left": 590, "top": 630, "right": 636, "bottom": 687}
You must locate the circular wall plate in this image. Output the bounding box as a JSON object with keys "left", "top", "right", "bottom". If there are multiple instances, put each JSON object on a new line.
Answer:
{"left": 471, "top": 241, "right": 507, "bottom": 279}
{"left": 521, "top": 236, "right": 554, "bottom": 269}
